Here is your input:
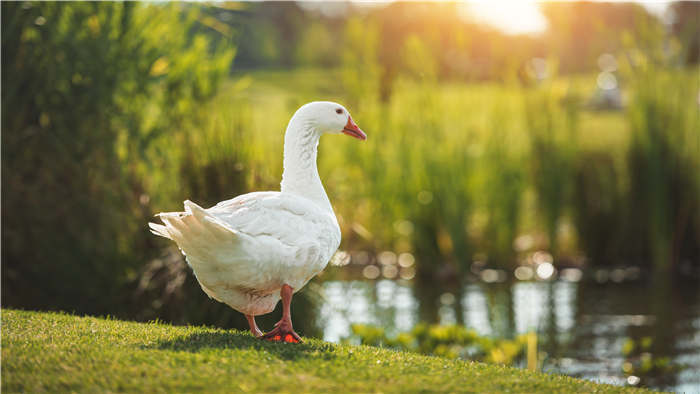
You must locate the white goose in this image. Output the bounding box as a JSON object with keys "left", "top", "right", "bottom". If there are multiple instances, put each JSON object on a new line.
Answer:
{"left": 149, "top": 101, "right": 366, "bottom": 342}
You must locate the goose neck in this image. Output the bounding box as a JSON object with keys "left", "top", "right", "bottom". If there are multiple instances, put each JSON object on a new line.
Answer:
{"left": 280, "top": 119, "right": 333, "bottom": 213}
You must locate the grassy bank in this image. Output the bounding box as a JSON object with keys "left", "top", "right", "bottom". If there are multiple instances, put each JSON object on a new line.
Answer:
{"left": 2, "top": 309, "right": 647, "bottom": 393}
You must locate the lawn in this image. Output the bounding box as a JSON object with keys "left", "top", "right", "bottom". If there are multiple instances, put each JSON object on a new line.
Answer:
{"left": 2, "top": 309, "right": 648, "bottom": 393}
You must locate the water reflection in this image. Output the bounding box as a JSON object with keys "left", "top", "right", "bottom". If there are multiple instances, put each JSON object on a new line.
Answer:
{"left": 462, "top": 285, "right": 491, "bottom": 334}
{"left": 320, "top": 280, "right": 418, "bottom": 342}
{"left": 318, "top": 279, "right": 700, "bottom": 392}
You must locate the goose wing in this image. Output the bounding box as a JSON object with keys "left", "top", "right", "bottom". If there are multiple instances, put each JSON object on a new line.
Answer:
{"left": 149, "top": 192, "right": 337, "bottom": 292}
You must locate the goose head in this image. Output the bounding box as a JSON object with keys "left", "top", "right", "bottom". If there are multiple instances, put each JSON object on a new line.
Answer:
{"left": 295, "top": 101, "right": 367, "bottom": 140}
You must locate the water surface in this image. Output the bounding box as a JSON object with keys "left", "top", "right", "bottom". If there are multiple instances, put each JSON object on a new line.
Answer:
{"left": 317, "top": 279, "right": 700, "bottom": 392}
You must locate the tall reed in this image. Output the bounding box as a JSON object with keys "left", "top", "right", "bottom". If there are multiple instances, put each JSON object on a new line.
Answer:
{"left": 522, "top": 77, "right": 579, "bottom": 257}
{"left": 623, "top": 63, "right": 699, "bottom": 272}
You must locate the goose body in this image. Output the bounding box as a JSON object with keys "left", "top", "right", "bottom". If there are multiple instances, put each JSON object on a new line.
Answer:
{"left": 149, "top": 101, "right": 366, "bottom": 341}
{"left": 150, "top": 192, "right": 340, "bottom": 316}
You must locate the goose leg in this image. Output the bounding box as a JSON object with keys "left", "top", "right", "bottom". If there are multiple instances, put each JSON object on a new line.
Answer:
{"left": 246, "top": 314, "right": 263, "bottom": 338}
{"left": 261, "top": 284, "right": 301, "bottom": 343}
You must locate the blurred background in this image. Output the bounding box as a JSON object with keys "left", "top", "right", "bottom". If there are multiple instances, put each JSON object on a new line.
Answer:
{"left": 2, "top": 1, "right": 699, "bottom": 391}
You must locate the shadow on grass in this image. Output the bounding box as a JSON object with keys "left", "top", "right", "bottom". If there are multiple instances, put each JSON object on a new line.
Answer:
{"left": 144, "top": 331, "right": 338, "bottom": 361}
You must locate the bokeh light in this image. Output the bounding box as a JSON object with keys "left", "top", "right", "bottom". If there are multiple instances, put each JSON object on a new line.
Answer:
{"left": 559, "top": 268, "right": 583, "bottom": 282}
{"left": 362, "top": 265, "right": 380, "bottom": 280}
{"left": 399, "top": 266, "right": 416, "bottom": 280}
{"left": 597, "top": 72, "right": 618, "bottom": 90}
{"left": 536, "top": 262, "right": 555, "bottom": 280}
{"left": 377, "top": 251, "right": 397, "bottom": 266}
{"left": 398, "top": 252, "right": 415, "bottom": 268}
{"left": 382, "top": 264, "right": 398, "bottom": 279}
{"left": 514, "top": 266, "right": 535, "bottom": 281}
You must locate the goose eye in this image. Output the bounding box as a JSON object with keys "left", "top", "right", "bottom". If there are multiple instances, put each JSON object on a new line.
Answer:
{"left": 335, "top": 108, "right": 343, "bottom": 114}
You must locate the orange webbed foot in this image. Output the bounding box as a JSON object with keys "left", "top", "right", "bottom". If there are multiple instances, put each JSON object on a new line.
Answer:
{"left": 261, "top": 320, "right": 301, "bottom": 343}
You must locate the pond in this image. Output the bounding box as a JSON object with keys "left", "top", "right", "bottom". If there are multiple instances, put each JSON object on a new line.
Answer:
{"left": 315, "top": 278, "right": 700, "bottom": 392}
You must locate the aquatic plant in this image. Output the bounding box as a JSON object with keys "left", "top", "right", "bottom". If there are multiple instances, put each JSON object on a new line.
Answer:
{"left": 345, "top": 323, "right": 530, "bottom": 367}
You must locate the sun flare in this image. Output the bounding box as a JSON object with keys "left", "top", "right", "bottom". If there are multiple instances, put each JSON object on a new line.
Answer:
{"left": 459, "top": 0, "right": 547, "bottom": 35}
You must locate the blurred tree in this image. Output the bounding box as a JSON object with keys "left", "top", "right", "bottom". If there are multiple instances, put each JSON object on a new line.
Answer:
{"left": 401, "top": 35, "right": 438, "bottom": 81}
{"left": 541, "top": 2, "right": 659, "bottom": 73}
{"left": 295, "top": 22, "right": 339, "bottom": 68}
{"left": 230, "top": 2, "right": 306, "bottom": 69}
{"left": 669, "top": 2, "right": 700, "bottom": 64}
{"left": 340, "top": 17, "right": 382, "bottom": 108}
{"left": 1, "top": 2, "right": 234, "bottom": 316}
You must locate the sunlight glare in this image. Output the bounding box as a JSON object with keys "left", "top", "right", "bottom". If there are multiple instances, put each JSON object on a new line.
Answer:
{"left": 459, "top": 1, "right": 547, "bottom": 35}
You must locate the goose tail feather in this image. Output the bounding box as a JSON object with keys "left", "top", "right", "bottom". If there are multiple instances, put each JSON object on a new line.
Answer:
{"left": 149, "top": 200, "right": 240, "bottom": 259}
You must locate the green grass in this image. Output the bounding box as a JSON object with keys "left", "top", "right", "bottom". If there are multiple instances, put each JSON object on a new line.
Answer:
{"left": 2, "top": 309, "right": 648, "bottom": 393}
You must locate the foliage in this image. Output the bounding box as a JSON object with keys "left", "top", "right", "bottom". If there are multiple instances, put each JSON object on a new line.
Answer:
{"left": 172, "top": 65, "right": 699, "bottom": 280}
{"left": 618, "top": 32, "right": 700, "bottom": 273}
{"left": 621, "top": 336, "right": 686, "bottom": 386}
{"left": 523, "top": 75, "right": 579, "bottom": 255}
{"left": 571, "top": 151, "right": 624, "bottom": 266}
{"left": 669, "top": 2, "right": 700, "bottom": 64}
{"left": 540, "top": 2, "right": 659, "bottom": 72}
{"left": 340, "top": 17, "right": 382, "bottom": 107}
{"left": 345, "top": 323, "right": 529, "bottom": 366}
{"left": 231, "top": 2, "right": 691, "bottom": 84}
{"left": 1, "top": 2, "right": 234, "bottom": 316}
{"left": 1, "top": 309, "right": 647, "bottom": 393}
{"left": 478, "top": 104, "right": 526, "bottom": 267}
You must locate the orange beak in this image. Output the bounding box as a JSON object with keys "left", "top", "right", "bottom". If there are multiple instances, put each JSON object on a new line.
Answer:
{"left": 342, "top": 116, "right": 367, "bottom": 140}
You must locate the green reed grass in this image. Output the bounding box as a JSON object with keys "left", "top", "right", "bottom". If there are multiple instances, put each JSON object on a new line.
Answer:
{"left": 623, "top": 64, "right": 700, "bottom": 273}
{"left": 153, "top": 64, "right": 698, "bottom": 276}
